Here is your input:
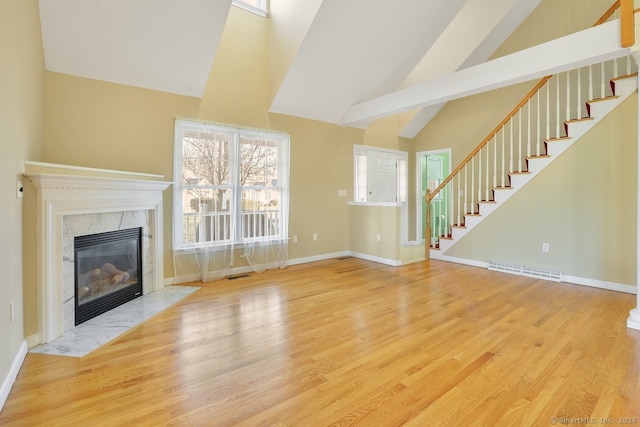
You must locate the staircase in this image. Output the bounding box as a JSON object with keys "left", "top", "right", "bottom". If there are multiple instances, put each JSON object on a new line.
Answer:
{"left": 427, "top": 58, "right": 638, "bottom": 259}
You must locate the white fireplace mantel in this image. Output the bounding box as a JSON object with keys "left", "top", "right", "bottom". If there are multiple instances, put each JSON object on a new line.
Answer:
{"left": 25, "top": 162, "right": 172, "bottom": 344}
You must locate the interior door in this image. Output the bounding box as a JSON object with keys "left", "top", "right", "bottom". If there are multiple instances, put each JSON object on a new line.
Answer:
{"left": 421, "top": 153, "right": 449, "bottom": 242}
{"left": 367, "top": 150, "right": 397, "bottom": 202}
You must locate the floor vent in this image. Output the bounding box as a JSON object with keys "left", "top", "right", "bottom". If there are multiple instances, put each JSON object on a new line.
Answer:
{"left": 488, "top": 261, "right": 562, "bottom": 283}
{"left": 228, "top": 274, "right": 250, "bottom": 280}
{"left": 337, "top": 256, "right": 352, "bottom": 260}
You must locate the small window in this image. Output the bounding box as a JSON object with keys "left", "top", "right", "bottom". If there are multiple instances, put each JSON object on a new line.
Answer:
{"left": 232, "top": 0, "right": 268, "bottom": 17}
{"left": 353, "top": 145, "right": 407, "bottom": 204}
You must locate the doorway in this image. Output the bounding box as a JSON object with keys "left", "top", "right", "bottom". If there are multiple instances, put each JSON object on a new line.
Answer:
{"left": 416, "top": 149, "right": 451, "bottom": 244}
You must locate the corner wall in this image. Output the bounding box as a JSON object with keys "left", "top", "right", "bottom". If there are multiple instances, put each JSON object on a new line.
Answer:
{"left": 0, "top": 0, "right": 44, "bottom": 408}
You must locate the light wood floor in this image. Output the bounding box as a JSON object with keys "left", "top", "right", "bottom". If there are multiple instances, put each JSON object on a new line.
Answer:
{"left": 2, "top": 258, "right": 639, "bottom": 426}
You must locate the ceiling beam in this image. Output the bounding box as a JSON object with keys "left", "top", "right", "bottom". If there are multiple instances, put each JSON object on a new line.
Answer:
{"left": 340, "top": 20, "right": 629, "bottom": 127}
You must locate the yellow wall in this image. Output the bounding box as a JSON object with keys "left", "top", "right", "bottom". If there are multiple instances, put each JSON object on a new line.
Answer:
{"left": 0, "top": 0, "right": 44, "bottom": 385}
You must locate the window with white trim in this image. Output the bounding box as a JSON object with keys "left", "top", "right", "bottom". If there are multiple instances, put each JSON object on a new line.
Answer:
{"left": 353, "top": 145, "right": 407, "bottom": 203}
{"left": 173, "top": 119, "right": 289, "bottom": 249}
{"left": 232, "top": 0, "right": 268, "bottom": 17}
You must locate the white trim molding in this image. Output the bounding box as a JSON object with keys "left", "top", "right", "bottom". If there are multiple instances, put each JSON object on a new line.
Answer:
{"left": 0, "top": 341, "right": 27, "bottom": 412}
{"left": 627, "top": 309, "right": 640, "bottom": 330}
{"left": 25, "top": 169, "right": 171, "bottom": 343}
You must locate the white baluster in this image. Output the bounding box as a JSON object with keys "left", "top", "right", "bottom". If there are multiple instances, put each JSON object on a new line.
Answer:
{"left": 614, "top": 57, "right": 619, "bottom": 79}
{"left": 478, "top": 148, "right": 482, "bottom": 202}
{"left": 627, "top": 55, "right": 632, "bottom": 76}
{"left": 493, "top": 133, "right": 497, "bottom": 190}
{"left": 445, "top": 181, "right": 451, "bottom": 235}
{"left": 471, "top": 155, "right": 475, "bottom": 211}
{"left": 485, "top": 144, "right": 489, "bottom": 201}
{"left": 566, "top": 71, "right": 571, "bottom": 121}
{"left": 501, "top": 128, "right": 505, "bottom": 187}
{"left": 576, "top": 67, "right": 582, "bottom": 119}
{"left": 536, "top": 91, "right": 541, "bottom": 156}
{"left": 546, "top": 82, "right": 550, "bottom": 140}
{"left": 518, "top": 110, "right": 522, "bottom": 173}
{"left": 527, "top": 98, "right": 531, "bottom": 158}
{"left": 556, "top": 75, "right": 561, "bottom": 137}
{"left": 438, "top": 191, "right": 443, "bottom": 237}
{"left": 601, "top": 62, "right": 605, "bottom": 98}
{"left": 589, "top": 64, "right": 593, "bottom": 101}
{"left": 509, "top": 117, "right": 514, "bottom": 173}
{"left": 456, "top": 174, "right": 461, "bottom": 226}
{"left": 464, "top": 164, "right": 468, "bottom": 214}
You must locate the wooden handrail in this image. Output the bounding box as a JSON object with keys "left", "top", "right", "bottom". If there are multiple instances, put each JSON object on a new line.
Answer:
{"left": 427, "top": 0, "right": 621, "bottom": 204}
{"left": 620, "top": 0, "right": 634, "bottom": 47}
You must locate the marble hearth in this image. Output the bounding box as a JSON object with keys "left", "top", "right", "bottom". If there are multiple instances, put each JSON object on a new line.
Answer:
{"left": 25, "top": 162, "right": 172, "bottom": 344}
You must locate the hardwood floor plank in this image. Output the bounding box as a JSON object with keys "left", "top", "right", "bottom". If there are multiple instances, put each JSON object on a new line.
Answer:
{"left": 1, "top": 258, "right": 639, "bottom": 426}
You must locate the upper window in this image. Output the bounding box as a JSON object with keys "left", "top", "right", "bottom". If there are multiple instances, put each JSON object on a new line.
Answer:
{"left": 354, "top": 145, "right": 407, "bottom": 204}
{"left": 173, "top": 119, "right": 289, "bottom": 249}
{"left": 232, "top": 0, "right": 268, "bottom": 17}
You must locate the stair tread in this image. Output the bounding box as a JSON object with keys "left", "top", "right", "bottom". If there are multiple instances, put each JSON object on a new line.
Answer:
{"left": 509, "top": 171, "right": 530, "bottom": 175}
{"left": 451, "top": 225, "right": 466, "bottom": 228}
{"left": 565, "top": 117, "right": 593, "bottom": 123}
{"left": 478, "top": 200, "right": 496, "bottom": 204}
{"left": 526, "top": 154, "right": 551, "bottom": 159}
{"left": 587, "top": 95, "right": 619, "bottom": 103}
{"left": 493, "top": 186, "right": 513, "bottom": 190}
{"left": 544, "top": 136, "right": 571, "bottom": 142}
{"left": 464, "top": 213, "right": 481, "bottom": 217}
{"left": 611, "top": 72, "right": 638, "bottom": 81}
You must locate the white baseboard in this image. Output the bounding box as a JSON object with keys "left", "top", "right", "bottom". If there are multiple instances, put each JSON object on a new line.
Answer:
{"left": 0, "top": 340, "right": 28, "bottom": 412}
{"left": 25, "top": 333, "right": 40, "bottom": 349}
{"left": 288, "top": 251, "right": 350, "bottom": 266}
{"left": 561, "top": 275, "right": 636, "bottom": 294}
{"left": 433, "top": 254, "right": 637, "bottom": 295}
{"left": 628, "top": 308, "right": 640, "bottom": 330}
{"left": 348, "top": 251, "right": 402, "bottom": 266}
{"left": 431, "top": 254, "right": 489, "bottom": 269}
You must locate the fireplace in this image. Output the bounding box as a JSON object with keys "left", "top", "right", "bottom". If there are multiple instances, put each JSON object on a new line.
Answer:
{"left": 25, "top": 161, "right": 172, "bottom": 344}
{"left": 75, "top": 227, "right": 143, "bottom": 325}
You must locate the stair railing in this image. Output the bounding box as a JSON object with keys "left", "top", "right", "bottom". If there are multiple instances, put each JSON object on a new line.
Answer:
{"left": 425, "top": 0, "right": 635, "bottom": 253}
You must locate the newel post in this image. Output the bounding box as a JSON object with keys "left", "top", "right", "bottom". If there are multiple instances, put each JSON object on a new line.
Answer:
{"left": 629, "top": 50, "right": 640, "bottom": 330}
{"left": 425, "top": 189, "right": 431, "bottom": 260}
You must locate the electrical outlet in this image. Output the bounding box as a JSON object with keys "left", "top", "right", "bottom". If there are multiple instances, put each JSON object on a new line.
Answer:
{"left": 10, "top": 301, "right": 14, "bottom": 322}
{"left": 313, "top": 233, "right": 317, "bottom": 241}
{"left": 293, "top": 234, "right": 298, "bottom": 243}
{"left": 376, "top": 233, "right": 381, "bottom": 242}
{"left": 542, "top": 243, "right": 549, "bottom": 253}
{"left": 337, "top": 189, "right": 347, "bottom": 197}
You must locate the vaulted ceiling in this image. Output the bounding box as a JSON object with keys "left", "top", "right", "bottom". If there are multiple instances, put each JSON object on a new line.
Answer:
{"left": 40, "top": 0, "right": 626, "bottom": 139}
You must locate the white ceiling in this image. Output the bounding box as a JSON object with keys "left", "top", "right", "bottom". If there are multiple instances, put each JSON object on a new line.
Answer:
{"left": 39, "top": 0, "right": 232, "bottom": 98}
{"left": 39, "top": 0, "right": 567, "bottom": 137}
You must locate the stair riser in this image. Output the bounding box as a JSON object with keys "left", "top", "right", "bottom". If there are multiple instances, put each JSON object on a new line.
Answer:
{"left": 508, "top": 173, "right": 530, "bottom": 189}
{"left": 478, "top": 203, "right": 499, "bottom": 217}
{"left": 545, "top": 139, "right": 573, "bottom": 157}
{"left": 526, "top": 157, "right": 552, "bottom": 174}
{"left": 493, "top": 188, "right": 514, "bottom": 204}
{"left": 565, "top": 120, "right": 592, "bottom": 138}
{"left": 613, "top": 78, "right": 636, "bottom": 96}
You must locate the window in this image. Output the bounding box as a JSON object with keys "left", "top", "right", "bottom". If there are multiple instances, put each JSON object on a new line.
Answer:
{"left": 353, "top": 145, "right": 407, "bottom": 203}
{"left": 232, "top": 0, "right": 268, "bottom": 17}
{"left": 173, "top": 119, "right": 289, "bottom": 249}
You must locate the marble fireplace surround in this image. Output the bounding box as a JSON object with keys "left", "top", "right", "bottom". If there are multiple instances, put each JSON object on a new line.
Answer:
{"left": 25, "top": 162, "right": 172, "bottom": 344}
